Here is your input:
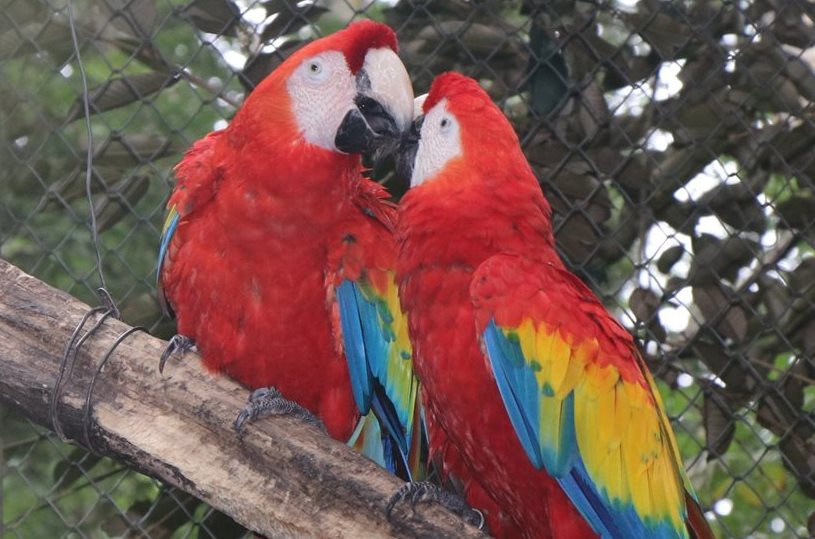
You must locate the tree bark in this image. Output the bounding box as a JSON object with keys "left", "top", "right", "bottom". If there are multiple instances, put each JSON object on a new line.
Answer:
{"left": 0, "top": 258, "right": 485, "bottom": 539}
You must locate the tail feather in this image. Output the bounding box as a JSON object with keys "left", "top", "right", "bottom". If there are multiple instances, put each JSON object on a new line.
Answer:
{"left": 407, "top": 395, "right": 428, "bottom": 481}
{"left": 685, "top": 492, "right": 716, "bottom": 539}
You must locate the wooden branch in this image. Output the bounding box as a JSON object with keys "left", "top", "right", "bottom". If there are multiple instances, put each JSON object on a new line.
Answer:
{"left": 0, "top": 258, "right": 485, "bottom": 539}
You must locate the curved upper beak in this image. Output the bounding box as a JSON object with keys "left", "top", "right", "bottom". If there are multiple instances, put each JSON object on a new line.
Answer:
{"left": 392, "top": 94, "right": 426, "bottom": 185}
{"left": 394, "top": 111, "right": 424, "bottom": 185}
{"left": 335, "top": 48, "right": 414, "bottom": 154}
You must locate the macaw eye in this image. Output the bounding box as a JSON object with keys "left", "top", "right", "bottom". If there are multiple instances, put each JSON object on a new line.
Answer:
{"left": 440, "top": 116, "right": 454, "bottom": 133}
{"left": 304, "top": 57, "right": 330, "bottom": 83}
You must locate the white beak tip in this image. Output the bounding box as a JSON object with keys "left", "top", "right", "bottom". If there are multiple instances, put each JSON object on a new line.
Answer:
{"left": 413, "top": 94, "right": 428, "bottom": 118}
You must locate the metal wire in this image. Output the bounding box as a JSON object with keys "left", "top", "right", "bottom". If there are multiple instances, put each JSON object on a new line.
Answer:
{"left": 67, "top": 0, "right": 107, "bottom": 293}
{"left": 1, "top": 1, "right": 814, "bottom": 537}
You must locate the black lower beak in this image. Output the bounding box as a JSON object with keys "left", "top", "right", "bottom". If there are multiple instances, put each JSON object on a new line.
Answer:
{"left": 394, "top": 115, "right": 423, "bottom": 185}
{"left": 335, "top": 96, "right": 399, "bottom": 154}
{"left": 335, "top": 109, "right": 373, "bottom": 154}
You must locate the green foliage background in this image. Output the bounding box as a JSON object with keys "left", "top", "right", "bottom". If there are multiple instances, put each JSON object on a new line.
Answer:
{"left": 1, "top": 0, "right": 814, "bottom": 537}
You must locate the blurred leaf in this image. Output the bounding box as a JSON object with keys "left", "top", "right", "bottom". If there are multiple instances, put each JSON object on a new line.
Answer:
{"left": 262, "top": 4, "right": 327, "bottom": 41}
{"left": 699, "top": 183, "right": 766, "bottom": 233}
{"left": 693, "top": 284, "right": 748, "bottom": 342}
{"left": 527, "top": 23, "right": 569, "bottom": 116}
{"left": 653, "top": 146, "right": 714, "bottom": 197}
{"left": 104, "top": 490, "right": 199, "bottom": 537}
{"left": 657, "top": 245, "right": 684, "bottom": 273}
{"left": 260, "top": 0, "right": 289, "bottom": 15}
{"left": 624, "top": 10, "right": 692, "bottom": 60}
{"left": 415, "top": 21, "right": 520, "bottom": 59}
{"left": 770, "top": 2, "right": 815, "bottom": 48}
{"left": 692, "top": 339, "right": 750, "bottom": 390}
{"left": 702, "top": 385, "right": 736, "bottom": 459}
{"left": 736, "top": 44, "right": 806, "bottom": 114}
{"left": 0, "top": 0, "right": 48, "bottom": 30}
{"left": 576, "top": 80, "right": 609, "bottom": 139}
{"left": 183, "top": 0, "right": 241, "bottom": 36}
{"left": 778, "top": 436, "right": 815, "bottom": 498}
{"left": 46, "top": 168, "right": 124, "bottom": 206}
{"left": 93, "top": 175, "right": 150, "bottom": 232}
{"left": 612, "top": 153, "right": 654, "bottom": 196}
{"left": 777, "top": 195, "right": 815, "bottom": 230}
{"left": 66, "top": 72, "right": 179, "bottom": 123}
{"left": 201, "top": 506, "right": 247, "bottom": 537}
{"left": 120, "top": 291, "right": 163, "bottom": 328}
{"left": 630, "top": 287, "right": 659, "bottom": 322}
{"left": 687, "top": 235, "right": 757, "bottom": 286}
{"left": 780, "top": 360, "right": 807, "bottom": 410}
{"left": 83, "top": 134, "right": 184, "bottom": 168}
{"left": 759, "top": 276, "right": 792, "bottom": 324}
{"left": 52, "top": 449, "right": 104, "bottom": 487}
{"left": 0, "top": 19, "right": 72, "bottom": 61}
{"left": 631, "top": 286, "right": 666, "bottom": 341}
{"left": 242, "top": 39, "right": 305, "bottom": 90}
{"left": 104, "top": 0, "right": 157, "bottom": 37}
{"left": 788, "top": 258, "right": 815, "bottom": 292}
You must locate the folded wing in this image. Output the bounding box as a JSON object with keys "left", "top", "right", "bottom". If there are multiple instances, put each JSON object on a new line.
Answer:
{"left": 471, "top": 253, "right": 710, "bottom": 539}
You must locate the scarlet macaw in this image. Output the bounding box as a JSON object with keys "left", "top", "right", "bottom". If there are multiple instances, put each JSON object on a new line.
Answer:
{"left": 393, "top": 72, "right": 714, "bottom": 538}
{"left": 158, "top": 21, "right": 422, "bottom": 478}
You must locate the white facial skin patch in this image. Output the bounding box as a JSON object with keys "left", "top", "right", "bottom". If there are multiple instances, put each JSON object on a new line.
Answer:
{"left": 411, "top": 99, "right": 462, "bottom": 187}
{"left": 287, "top": 51, "right": 356, "bottom": 151}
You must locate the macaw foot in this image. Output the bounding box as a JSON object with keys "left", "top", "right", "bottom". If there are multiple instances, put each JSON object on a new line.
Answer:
{"left": 385, "top": 481, "right": 485, "bottom": 530}
{"left": 158, "top": 335, "right": 196, "bottom": 374}
{"left": 233, "top": 387, "right": 326, "bottom": 435}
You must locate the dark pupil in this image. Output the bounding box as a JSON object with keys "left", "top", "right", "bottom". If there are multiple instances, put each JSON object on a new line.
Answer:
{"left": 311, "top": 63, "right": 319, "bottom": 72}
{"left": 441, "top": 119, "right": 449, "bottom": 128}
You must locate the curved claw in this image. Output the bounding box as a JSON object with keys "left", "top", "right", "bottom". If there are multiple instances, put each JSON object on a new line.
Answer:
{"left": 233, "top": 387, "right": 325, "bottom": 435}
{"left": 386, "top": 481, "right": 485, "bottom": 530}
{"left": 159, "top": 335, "right": 195, "bottom": 374}
{"left": 234, "top": 388, "right": 281, "bottom": 433}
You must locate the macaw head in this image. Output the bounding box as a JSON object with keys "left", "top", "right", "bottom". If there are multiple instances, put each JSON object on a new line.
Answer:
{"left": 395, "top": 72, "right": 531, "bottom": 189}
{"left": 395, "top": 72, "right": 556, "bottom": 258}
{"left": 237, "top": 20, "right": 413, "bottom": 156}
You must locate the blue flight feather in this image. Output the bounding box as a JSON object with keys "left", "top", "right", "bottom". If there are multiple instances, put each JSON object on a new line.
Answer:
{"left": 157, "top": 210, "right": 179, "bottom": 278}
{"left": 484, "top": 321, "right": 543, "bottom": 468}
{"left": 337, "top": 280, "right": 410, "bottom": 465}
{"left": 336, "top": 281, "right": 373, "bottom": 414}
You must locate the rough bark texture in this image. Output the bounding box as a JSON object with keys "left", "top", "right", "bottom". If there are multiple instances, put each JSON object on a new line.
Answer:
{"left": 0, "top": 258, "right": 486, "bottom": 539}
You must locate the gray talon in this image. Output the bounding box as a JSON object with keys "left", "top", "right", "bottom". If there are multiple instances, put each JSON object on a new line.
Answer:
{"left": 233, "top": 386, "right": 325, "bottom": 434}
{"left": 159, "top": 335, "right": 196, "bottom": 374}
{"left": 386, "top": 481, "right": 485, "bottom": 530}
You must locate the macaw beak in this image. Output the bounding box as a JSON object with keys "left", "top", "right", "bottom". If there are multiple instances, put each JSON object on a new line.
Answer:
{"left": 393, "top": 93, "right": 427, "bottom": 184}
{"left": 394, "top": 112, "right": 424, "bottom": 185}
{"left": 335, "top": 47, "right": 414, "bottom": 154}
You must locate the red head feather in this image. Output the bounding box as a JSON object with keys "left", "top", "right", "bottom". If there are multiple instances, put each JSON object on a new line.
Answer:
{"left": 423, "top": 72, "right": 488, "bottom": 113}
{"left": 336, "top": 19, "right": 398, "bottom": 73}
{"left": 279, "top": 20, "right": 398, "bottom": 77}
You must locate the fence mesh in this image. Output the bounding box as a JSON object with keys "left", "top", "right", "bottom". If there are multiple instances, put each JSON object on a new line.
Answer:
{"left": 1, "top": 0, "right": 814, "bottom": 537}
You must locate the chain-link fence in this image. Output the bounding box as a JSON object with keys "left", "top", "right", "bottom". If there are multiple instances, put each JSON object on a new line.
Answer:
{"left": 1, "top": 0, "right": 814, "bottom": 537}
